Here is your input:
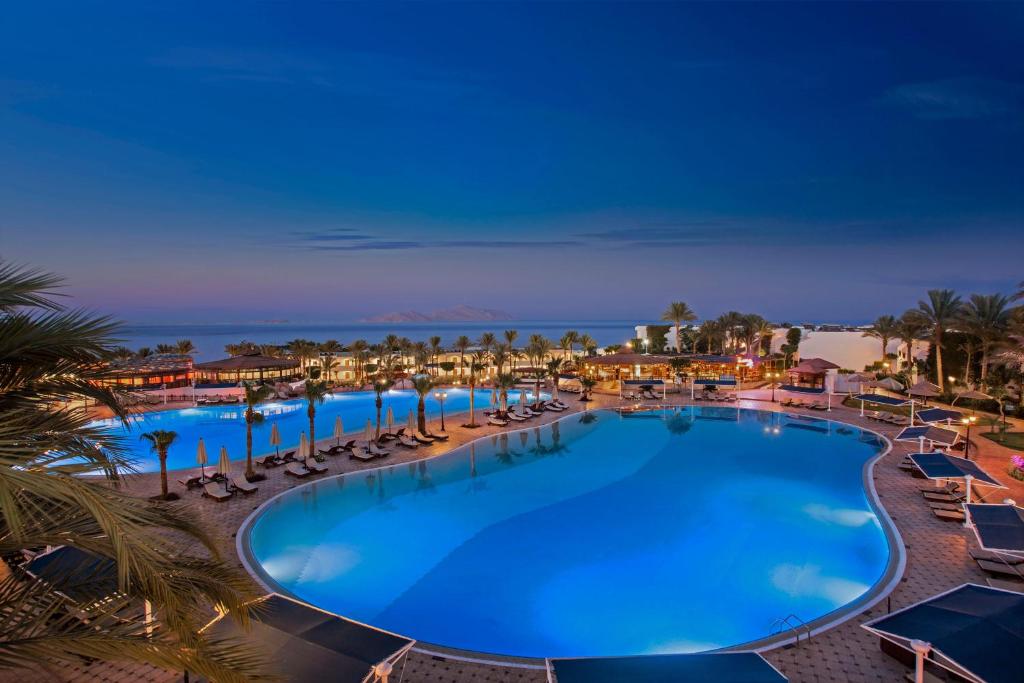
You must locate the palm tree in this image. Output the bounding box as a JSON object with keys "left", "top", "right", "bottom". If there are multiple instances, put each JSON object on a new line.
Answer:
{"left": 428, "top": 336, "right": 442, "bottom": 374}
{"left": 241, "top": 382, "right": 273, "bottom": 479}
{"left": 320, "top": 356, "right": 340, "bottom": 383}
{"left": 155, "top": 343, "right": 176, "bottom": 354}
{"left": 526, "top": 335, "right": 553, "bottom": 406}
{"left": 411, "top": 341, "right": 429, "bottom": 373}
{"left": 504, "top": 330, "right": 519, "bottom": 370}
{"left": 136, "top": 346, "right": 152, "bottom": 358}
{"left": 350, "top": 338, "right": 368, "bottom": 385}
{"left": 0, "top": 261, "right": 265, "bottom": 680}
{"left": 259, "top": 344, "right": 281, "bottom": 357}
{"left": 175, "top": 339, "right": 195, "bottom": 355}
{"left": 139, "top": 430, "right": 178, "bottom": 500}
{"left": 561, "top": 330, "right": 579, "bottom": 362}
{"left": 453, "top": 335, "right": 471, "bottom": 379}
{"left": 578, "top": 333, "right": 597, "bottom": 358}
{"left": 862, "top": 315, "right": 899, "bottom": 369}
{"left": 371, "top": 375, "right": 394, "bottom": 440}
{"left": 579, "top": 376, "right": 597, "bottom": 401}
{"left": 465, "top": 350, "right": 488, "bottom": 427}
{"left": 960, "top": 293, "right": 1012, "bottom": 381}
{"left": 896, "top": 312, "right": 929, "bottom": 372}
{"left": 478, "top": 332, "right": 496, "bottom": 353}
{"left": 111, "top": 345, "right": 134, "bottom": 360}
{"left": 717, "top": 311, "right": 745, "bottom": 353}
{"left": 545, "top": 358, "right": 563, "bottom": 400}
{"left": 493, "top": 372, "right": 518, "bottom": 415}
{"left": 661, "top": 302, "right": 698, "bottom": 352}
{"left": 994, "top": 334, "right": 1024, "bottom": 410}
{"left": 914, "top": 289, "right": 964, "bottom": 392}
{"left": 411, "top": 374, "right": 434, "bottom": 434}
{"left": 304, "top": 380, "right": 329, "bottom": 457}
{"left": 491, "top": 342, "right": 510, "bottom": 375}
{"left": 697, "top": 320, "right": 725, "bottom": 354}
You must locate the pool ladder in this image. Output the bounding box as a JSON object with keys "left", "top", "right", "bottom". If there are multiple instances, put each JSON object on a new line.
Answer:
{"left": 769, "top": 614, "right": 812, "bottom": 647}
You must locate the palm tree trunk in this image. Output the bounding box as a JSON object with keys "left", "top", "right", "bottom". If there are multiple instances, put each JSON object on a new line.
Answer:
{"left": 980, "top": 343, "right": 989, "bottom": 381}
{"left": 375, "top": 397, "right": 382, "bottom": 440}
{"left": 245, "top": 417, "right": 254, "bottom": 477}
{"left": 159, "top": 451, "right": 168, "bottom": 497}
{"left": 469, "top": 382, "right": 476, "bottom": 426}
{"left": 308, "top": 406, "right": 316, "bottom": 456}
{"left": 935, "top": 331, "right": 945, "bottom": 392}
{"left": 417, "top": 396, "right": 426, "bottom": 433}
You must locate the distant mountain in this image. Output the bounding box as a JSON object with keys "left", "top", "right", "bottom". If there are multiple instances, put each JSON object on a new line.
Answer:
{"left": 359, "top": 305, "right": 515, "bottom": 323}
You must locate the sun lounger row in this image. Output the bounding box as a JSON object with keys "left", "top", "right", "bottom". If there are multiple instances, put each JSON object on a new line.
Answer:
{"left": 700, "top": 392, "right": 738, "bottom": 403}
{"left": 200, "top": 475, "right": 260, "bottom": 502}
{"left": 865, "top": 410, "right": 910, "bottom": 425}
{"left": 779, "top": 398, "right": 827, "bottom": 410}
{"left": 196, "top": 395, "right": 243, "bottom": 405}
{"left": 487, "top": 400, "right": 569, "bottom": 426}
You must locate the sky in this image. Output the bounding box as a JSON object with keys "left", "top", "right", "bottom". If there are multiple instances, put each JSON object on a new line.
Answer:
{"left": 1, "top": 2, "right": 1022, "bottom": 324}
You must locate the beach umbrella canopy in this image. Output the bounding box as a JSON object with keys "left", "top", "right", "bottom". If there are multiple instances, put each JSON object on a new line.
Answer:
{"left": 217, "top": 446, "right": 231, "bottom": 477}
{"left": 196, "top": 438, "right": 208, "bottom": 466}
{"left": 908, "top": 451, "right": 1004, "bottom": 503}
{"left": 909, "top": 380, "right": 941, "bottom": 398}
{"left": 298, "top": 432, "right": 309, "bottom": 459}
{"left": 896, "top": 425, "right": 960, "bottom": 447}
{"left": 964, "top": 503, "right": 1024, "bottom": 557}
{"left": 519, "top": 389, "right": 528, "bottom": 405}
{"left": 333, "top": 416, "right": 344, "bottom": 443}
{"left": 364, "top": 418, "right": 373, "bottom": 442}
{"left": 862, "top": 584, "right": 1024, "bottom": 683}
{"left": 916, "top": 408, "right": 964, "bottom": 424}
{"left": 875, "top": 377, "right": 904, "bottom": 392}
{"left": 269, "top": 423, "right": 281, "bottom": 447}
{"left": 954, "top": 389, "right": 993, "bottom": 403}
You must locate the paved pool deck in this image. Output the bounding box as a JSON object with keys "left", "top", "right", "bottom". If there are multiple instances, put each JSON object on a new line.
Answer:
{"left": 14, "top": 392, "right": 1024, "bottom": 683}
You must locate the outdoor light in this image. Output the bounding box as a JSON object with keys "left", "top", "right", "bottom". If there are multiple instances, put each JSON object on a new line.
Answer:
{"left": 434, "top": 390, "right": 449, "bottom": 431}
{"left": 961, "top": 415, "right": 977, "bottom": 459}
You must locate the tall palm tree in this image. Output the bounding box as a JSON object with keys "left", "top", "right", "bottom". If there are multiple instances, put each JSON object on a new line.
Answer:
{"left": 428, "top": 336, "right": 442, "bottom": 375}
{"left": 453, "top": 335, "right": 471, "bottom": 379}
{"left": 242, "top": 382, "right": 273, "bottom": 479}
{"left": 896, "top": 311, "right": 929, "bottom": 372}
{"left": 304, "top": 380, "right": 329, "bottom": 457}
{"left": 697, "top": 320, "right": 725, "bottom": 354}
{"left": 739, "top": 314, "right": 768, "bottom": 356}
{"left": 371, "top": 375, "right": 394, "bottom": 440}
{"left": 661, "top": 302, "right": 697, "bottom": 352}
{"left": 0, "top": 261, "right": 265, "bottom": 680}
{"left": 578, "top": 333, "right": 597, "bottom": 358}
{"left": 862, "top": 315, "right": 899, "bottom": 368}
{"left": 717, "top": 311, "right": 745, "bottom": 353}
{"left": 139, "top": 430, "right": 178, "bottom": 500}
{"left": 545, "top": 358, "right": 563, "bottom": 400}
{"left": 504, "top": 330, "right": 519, "bottom": 370}
{"left": 478, "top": 332, "right": 496, "bottom": 353}
{"left": 155, "top": 343, "right": 176, "bottom": 354}
{"left": 411, "top": 374, "right": 434, "bottom": 433}
{"left": 491, "top": 342, "right": 510, "bottom": 375}
{"left": 493, "top": 372, "right": 518, "bottom": 415}
{"left": 959, "top": 293, "right": 1012, "bottom": 381}
{"left": 136, "top": 346, "right": 152, "bottom": 358}
{"left": 914, "top": 289, "right": 964, "bottom": 392}
{"left": 411, "top": 341, "right": 429, "bottom": 373}
{"left": 175, "top": 339, "right": 195, "bottom": 355}
{"left": 350, "top": 338, "right": 369, "bottom": 385}
{"left": 561, "top": 330, "right": 579, "bottom": 361}
{"left": 465, "top": 350, "right": 488, "bottom": 427}
{"left": 526, "top": 335, "right": 553, "bottom": 406}
{"left": 320, "top": 356, "right": 340, "bottom": 383}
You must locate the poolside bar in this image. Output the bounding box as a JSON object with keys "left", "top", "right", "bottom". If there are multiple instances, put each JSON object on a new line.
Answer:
{"left": 193, "top": 352, "right": 301, "bottom": 384}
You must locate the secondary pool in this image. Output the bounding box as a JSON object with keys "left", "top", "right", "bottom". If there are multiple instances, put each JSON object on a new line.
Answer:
{"left": 88, "top": 388, "right": 538, "bottom": 472}
{"left": 241, "top": 407, "right": 897, "bottom": 658}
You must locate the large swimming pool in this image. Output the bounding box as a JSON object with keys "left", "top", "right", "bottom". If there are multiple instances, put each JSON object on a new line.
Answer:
{"left": 241, "top": 407, "right": 897, "bottom": 658}
{"left": 89, "top": 388, "right": 533, "bottom": 472}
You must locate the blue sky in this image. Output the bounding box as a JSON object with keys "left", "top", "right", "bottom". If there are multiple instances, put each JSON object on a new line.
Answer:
{"left": 1, "top": 2, "right": 1021, "bottom": 323}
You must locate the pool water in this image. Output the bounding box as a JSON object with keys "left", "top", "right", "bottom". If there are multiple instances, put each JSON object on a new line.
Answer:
{"left": 242, "top": 407, "right": 893, "bottom": 658}
{"left": 89, "top": 388, "right": 536, "bottom": 472}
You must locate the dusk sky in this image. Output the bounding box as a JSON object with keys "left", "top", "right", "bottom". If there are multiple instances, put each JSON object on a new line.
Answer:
{"left": 1, "top": 2, "right": 1021, "bottom": 324}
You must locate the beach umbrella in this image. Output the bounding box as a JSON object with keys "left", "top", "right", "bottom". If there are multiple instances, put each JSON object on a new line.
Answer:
{"left": 333, "top": 416, "right": 344, "bottom": 445}
{"left": 953, "top": 389, "right": 992, "bottom": 405}
{"left": 298, "top": 432, "right": 309, "bottom": 460}
{"left": 269, "top": 422, "right": 281, "bottom": 458}
{"left": 386, "top": 406, "right": 394, "bottom": 433}
{"left": 217, "top": 446, "right": 231, "bottom": 489}
{"left": 908, "top": 451, "right": 1005, "bottom": 510}
{"left": 407, "top": 409, "right": 415, "bottom": 431}
{"left": 196, "top": 438, "right": 208, "bottom": 482}
{"left": 519, "top": 389, "right": 528, "bottom": 406}
{"left": 909, "top": 380, "right": 941, "bottom": 397}
{"left": 845, "top": 372, "right": 874, "bottom": 393}
{"left": 876, "top": 377, "right": 904, "bottom": 392}
{"left": 489, "top": 388, "right": 497, "bottom": 407}
{"left": 964, "top": 502, "right": 1024, "bottom": 557}
{"left": 365, "top": 418, "right": 373, "bottom": 442}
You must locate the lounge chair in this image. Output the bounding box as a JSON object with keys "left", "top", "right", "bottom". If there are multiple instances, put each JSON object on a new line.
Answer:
{"left": 890, "top": 415, "right": 910, "bottom": 426}
{"left": 280, "top": 450, "right": 297, "bottom": 462}
{"left": 255, "top": 454, "right": 282, "bottom": 468}
{"left": 349, "top": 446, "right": 375, "bottom": 462}
{"left": 552, "top": 400, "right": 569, "bottom": 409}
{"left": 779, "top": 398, "right": 793, "bottom": 407}
{"left": 976, "top": 559, "right": 1024, "bottom": 580}
{"left": 284, "top": 461, "right": 311, "bottom": 478}
{"left": 202, "top": 482, "right": 232, "bottom": 502}
{"left": 367, "top": 442, "right": 391, "bottom": 457}
{"left": 724, "top": 394, "right": 738, "bottom": 403}
{"left": 544, "top": 402, "right": 565, "bottom": 412}
{"left": 970, "top": 549, "right": 1024, "bottom": 565}
{"left": 932, "top": 508, "right": 965, "bottom": 522}
{"left": 809, "top": 402, "right": 827, "bottom": 410}
{"left": 928, "top": 501, "right": 962, "bottom": 512}
{"left": 623, "top": 392, "right": 636, "bottom": 400}
{"left": 986, "top": 578, "right": 1024, "bottom": 592}
{"left": 424, "top": 430, "right": 449, "bottom": 441}
{"left": 304, "top": 457, "right": 328, "bottom": 474}
{"left": 506, "top": 411, "right": 527, "bottom": 421}
{"left": 488, "top": 416, "right": 509, "bottom": 427}
{"left": 922, "top": 490, "right": 965, "bottom": 503}
{"left": 412, "top": 433, "right": 435, "bottom": 445}
{"left": 918, "top": 481, "right": 958, "bottom": 494}
{"left": 229, "top": 475, "right": 258, "bottom": 495}
{"left": 398, "top": 435, "right": 419, "bottom": 448}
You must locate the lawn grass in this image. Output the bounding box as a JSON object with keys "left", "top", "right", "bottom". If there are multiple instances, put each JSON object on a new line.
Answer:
{"left": 980, "top": 431, "right": 1024, "bottom": 450}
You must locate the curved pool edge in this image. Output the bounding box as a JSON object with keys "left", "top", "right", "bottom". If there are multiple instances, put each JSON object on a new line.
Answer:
{"left": 234, "top": 407, "right": 907, "bottom": 665}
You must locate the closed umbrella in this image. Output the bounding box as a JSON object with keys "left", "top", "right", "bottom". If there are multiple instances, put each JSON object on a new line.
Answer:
{"left": 298, "top": 432, "right": 308, "bottom": 460}
{"left": 365, "top": 418, "right": 373, "bottom": 443}
{"left": 217, "top": 446, "right": 231, "bottom": 489}
{"left": 519, "top": 389, "right": 528, "bottom": 406}
{"left": 386, "top": 406, "right": 394, "bottom": 434}
{"left": 269, "top": 423, "right": 281, "bottom": 459}
{"left": 333, "top": 416, "right": 344, "bottom": 445}
{"left": 196, "top": 438, "right": 208, "bottom": 482}
{"left": 407, "top": 409, "right": 415, "bottom": 431}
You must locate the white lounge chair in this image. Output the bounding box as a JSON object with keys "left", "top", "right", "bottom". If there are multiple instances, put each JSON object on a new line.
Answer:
{"left": 506, "top": 411, "right": 527, "bottom": 421}
{"left": 202, "top": 482, "right": 232, "bottom": 501}
{"left": 367, "top": 442, "right": 391, "bottom": 457}
{"left": 304, "top": 457, "right": 328, "bottom": 474}
{"left": 399, "top": 435, "right": 419, "bottom": 448}
{"left": 230, "top": 475, "right": 258, "bottom": 494}
{"left": 285, "top": 461, "right": 311, "bottom": 477}
{"left": 488, "top": 416, "right": 509, "bottom": 426}
{"left": 349, "top": 446, "right": 375, "bottom": 461}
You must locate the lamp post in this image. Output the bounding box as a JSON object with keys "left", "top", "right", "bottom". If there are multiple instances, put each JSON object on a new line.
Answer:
{"left": 642, "top": 338, "right": 649, "bottom": 355}
{"left": 434, "top": 390, "right": 448, "bottom": 432}
{"left": 962, "top": 415, "right": 977, "bottom": 459}
{"left": 767, "top": 371, "right": 780, "bottom": 402}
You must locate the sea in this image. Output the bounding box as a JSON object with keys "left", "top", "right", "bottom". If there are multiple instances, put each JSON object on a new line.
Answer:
{"left": 117, "top": 320, "right": 647, "bottom": 358}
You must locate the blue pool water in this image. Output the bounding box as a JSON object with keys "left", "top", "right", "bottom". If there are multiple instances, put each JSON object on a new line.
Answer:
{"left": 242, "top": 407, "right": 893, "bottom": 658}
{"left": 88, "top": 388, "right": 534, "bottom": 473}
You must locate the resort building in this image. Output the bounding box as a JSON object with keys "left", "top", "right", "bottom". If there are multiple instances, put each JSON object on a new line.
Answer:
{"left": 99, "top": 354, "right": 193, "bottom": 389}
{"left": 193, "top": 352, "right": 301, "bottom": 385}
{"left": 581, "top": 352, "right": 766, "bottom": 388}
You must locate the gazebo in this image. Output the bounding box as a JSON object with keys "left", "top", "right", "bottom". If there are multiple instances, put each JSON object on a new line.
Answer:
{"left": 784, "top": 357, "right": 840, "bottom": 391}
{"left": 193, "top": 352, "right": 300, "bottom": 384}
